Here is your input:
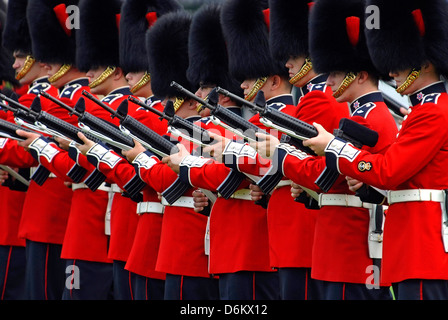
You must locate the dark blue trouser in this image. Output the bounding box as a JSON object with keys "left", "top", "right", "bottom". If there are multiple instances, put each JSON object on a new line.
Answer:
{"left": 133, "top": 273, "right": 165, "bottom": 300}
{"left": 164, "top": 274, "right": 219, "bottom": 300}
{"left": 219, "top": 271, "right": 280, "bottom": 300}
{"left": 62, "top": 259, "right": 113, "bottom": 300}
{"left": 278, "top": 267, "right": 323, "bottom": 300}
{"left": 24, "top": 240, "right": 66, "bottom": 300}
{"left": 0, "top": 245, "right": 26, "bottom": 300}
{"left": 112, "top": 260, "right": 136, "bottom": 300}
{"left": 393, "top": 279, "right": 448, "bottom": 300}
{"left": 318, "top": 280, "right": 393, "bottom": 300}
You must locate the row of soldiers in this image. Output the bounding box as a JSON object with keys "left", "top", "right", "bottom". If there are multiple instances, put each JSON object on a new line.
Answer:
{"left": 0, "top": 0, "right": 447, "bottom": 301}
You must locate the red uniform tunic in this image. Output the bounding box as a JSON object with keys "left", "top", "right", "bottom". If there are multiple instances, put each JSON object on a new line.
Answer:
{"left": 3, "top": 77, "right": 73, "bottom": 245}
{"left": 325, "top": 83, "right": 448, "bottom": 284}
{"left": 84, "top": 97, "right": 168, "bottom": 279}
{"left": 133, "top": 118, "right": 212, "bottom": 278}
{"left": 278, "top": 91, "right": 397, "bottom": 284}
{"left": 179, "top": 96, "right": 294, "bottom": 275}
{"left": 0, "top": 186, "right": 26, "bottom": 247}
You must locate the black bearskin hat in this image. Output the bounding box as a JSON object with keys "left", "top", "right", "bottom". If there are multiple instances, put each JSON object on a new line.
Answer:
{"left": 26, "top": 0, "right": 78, "bottom": 65}
{"left": 187, "top": 3, "right": 243, "bottom": 97}
{"left": 309, "top": 0, "right": 377, "bottom": 75}
{"left": 365, "top": 0, "right": 448, "bottom": 77}
{"left": 76, "top": 0, "right": 123, "bottom": 72}
{"left": 269, "top": 0, "right": 313, "bottom": 63}
{"left": 2, "top": 0, "right": 32, "bottom": 54}
{"left": 119, "top": 0, "right": 182, "bottom": 74}
{"left": 146, "top": 10, "right": 193, "bottom": 99}
{"left": 220, "top": 0, "right": 288, "bottom": 82}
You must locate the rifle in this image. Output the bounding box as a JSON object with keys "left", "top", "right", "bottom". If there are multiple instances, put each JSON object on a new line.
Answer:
{"left": 82, "top": 90, "right": 179, "bottom": 158}
{"left": 171, "top": 82, "right": 268, "bottom": 142}
{"left": 216, "top": 87, "right": 379, "bottom": 193}
{"left": 0, "top": 118, "right": 34, "bottom": 141}
{"left": 0, "top": 93, "right": 100, "bottom": 145}
{"left": 128, "top": 95, "right": 215, "bottom": 148}
{"left": 39, "top": 91, "right": 134, "bottom": 152}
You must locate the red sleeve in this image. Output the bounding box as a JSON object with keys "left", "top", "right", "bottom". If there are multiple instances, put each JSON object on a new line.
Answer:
{"left": 0, "top": 138, "right": 38, "bottom": 168}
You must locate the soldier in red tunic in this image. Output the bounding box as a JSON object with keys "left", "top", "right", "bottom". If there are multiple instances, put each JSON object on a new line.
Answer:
{"left": 302, "top": 0, "right": 448, "bottom": 300}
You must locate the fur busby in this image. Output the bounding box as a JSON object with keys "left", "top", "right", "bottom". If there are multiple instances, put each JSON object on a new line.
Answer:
{"left": 187, "top": 3, "right": 243, "bottom": 97}
{"left": 26, "top": 0, "right": 79, "bottom": 65}
{"left": 365, "top": 0, "right": 448, "bottom": 77}
{"left": 2, "top": 0, "right": 32, "bottom": 54}
{"left": 146, "top": 10, "right": 193, "bottom": 99}
{"left": 269, "top": 0, "right": 313, "bottom": 63}
{"left": 0, "top": 7, "right": 17, "bottom": 85}
{"left": 220, "top": 0, "right": 288, "bottom": 82}
{"left": 309, "top": 0, "right": 377, "bottom": 75}
{"left": 119, "top": 0, "right": 182, "bottom": 74}
{"left": 76, "top": 0, "right": 123, "bottom": 72}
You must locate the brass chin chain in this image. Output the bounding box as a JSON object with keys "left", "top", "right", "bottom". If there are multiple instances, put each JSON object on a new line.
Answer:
{"left": 16, "top": 55, "right": 36, "bottom": 80}
{"left": 173, "top": 97, "right": 185, "bottom": 112}
{"left": 333, "top": 72, "right": 357, "bottom": 98}
{"left": 89, "top": 66, "right": 117, "bottom": 89}
{"left": 289, "top": 58, "right": 313, "bottom": 85}
{"left": 48, "top": 64, "right": 72, "bottom": 83}
{"left": 245, "top": 77, "right": 268, "bottom": 101}
{"left": 395, "top": 69, "right": 421, "bottom": 94}
{"left": 130, "top": 72, "right": 151, "bottom": 93}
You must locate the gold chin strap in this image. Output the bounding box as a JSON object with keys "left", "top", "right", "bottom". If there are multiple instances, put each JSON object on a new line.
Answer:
{"left": 48, "top": 64, "right": 72, "bottom": 83}
{"left": 130, "top": 72, "right": 151, "bottom": 94}
{"left": 245, "top": 76, "right": 268, "bottom": 101}
{"left": 173, "top": 97, "right": 185, "bottom": 112}
{"left": 395, "top": 69, "right": 421, "bottom": 94}
{"left": 89, "top": 66, "right": 117, "bottom": 89}
{"left": 289, "top": 57, "right": 313, "bottom": 85}
{"left": 333, "top": 72, "right": 357, "bottom": 98}
{"left": 16, "top": 55, "right": 36, "bottom": 80}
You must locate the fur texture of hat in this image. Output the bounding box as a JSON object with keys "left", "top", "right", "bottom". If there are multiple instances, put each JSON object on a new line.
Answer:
{"left": 146, "top": 10, "right": 193, "bottom": 98}
{"left": 220, "top": 0, "right": 288, "bottom": 82}
{"left": 309, "top": 0, "right": 376, "bottom": 75}
{"left": 75, "top": 0, "right": 123, "bottom": 72}
{"left": 119, "top": 0, "right": 182, "bottom": 74}
{"left": 26, "top": 0, "right": 78, "bottom": 64}
{"left": 365, "top": 0, "right": 448, "bottom": 76}
{"left": 187, "top": 3, "right": 243, "bottom": 97}
{"left": 269, "top": 0, "right": 313, "bottom": 63}
{"left": 2, "top": 0, "right": 32, "bottom": 54}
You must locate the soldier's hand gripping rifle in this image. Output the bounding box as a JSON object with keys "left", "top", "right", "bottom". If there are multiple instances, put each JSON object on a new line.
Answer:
{"left": 40, "top": 91, "right": 135, "bottom": 153}
{"left": 82, "top": 90, "right": 192, "bottom": 205}
{"left": 128, "top": 95, "right": 215, "bottom": 148}
{"left": 216, "top": 88, "right": 379, "bottom": 195}
{"left": 0, "top": 117, "right": 34, "bottom": 141}
{"left": 170, "top": 82, "right": 275, "bottom": 208}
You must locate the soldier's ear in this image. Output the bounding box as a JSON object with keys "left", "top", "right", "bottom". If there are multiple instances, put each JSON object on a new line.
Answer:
{"left": 113, "top": 67, "right": 124, "bottom": 80}
{"left": 356, "top": 71, "right": 370, "bottom": 85}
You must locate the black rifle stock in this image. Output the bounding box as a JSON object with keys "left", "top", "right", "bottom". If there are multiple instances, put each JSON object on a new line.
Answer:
{"left": 82, "top": 90, "right": 179, "bottom": 158}
{"left": 0, "top": 118, "right": 34, "bottom": 141}
{"left": 40, "top": 91, "right": 135, "bottom": 151}
{"left": 128, "top": 95, "right": 214, "bottom": 147}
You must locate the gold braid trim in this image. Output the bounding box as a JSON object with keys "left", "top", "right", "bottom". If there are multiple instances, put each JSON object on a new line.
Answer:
{"left": 173, "top": 97, "right": 185, "bottom": 112}
{"left": 333, "top": 72, "right": 357, "bottom": 98}
{"left": 48, "top": 64, "right": 72, "bottom": 83}
{"left": 289, "top": 58, "right": 313, "bottom": 85}
{"left": 245, "top": 77, "right": 268, "bottom": 101}
{"left": 395, "top": 69, "right": 420, "bottom": 94}
{"left": 130, "top": 72, "right": 151, "bottom": 93}
{"left": 89, "top": 66, "right": 116, "bottom": 89}
{"left": 16, "top": 55, "right": 36, "bottom": 80}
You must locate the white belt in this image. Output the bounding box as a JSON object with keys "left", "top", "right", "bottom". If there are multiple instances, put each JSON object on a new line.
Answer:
{"left": 72, "top": 182, "right": 111, "bottom": 192}
{"left": 318, "top": 193, "right": 373, "bottom": 209}
{"left": 387, "top": 189, "right": 445, "bottom": 204}
{"left": 110, "top": 184, "right": 123, "bottom": 193}
{"left": 136, "top": 201, "right": 164, "bottom": 215}
{"left": 218, "top": 188, "right": 252, "bottom": 201}
{"left": 275, "top": 179, "right": 292, "bottom": 188}
{"left": 30, "top": 166, "right": 57, "bottom": 178}
{"left": 161, "top": 196, "right": 195, "bottom": 209}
